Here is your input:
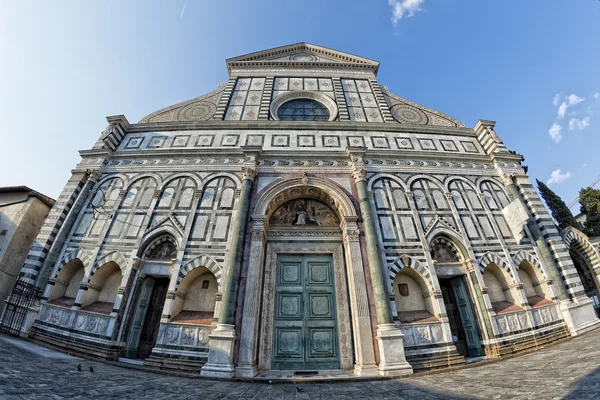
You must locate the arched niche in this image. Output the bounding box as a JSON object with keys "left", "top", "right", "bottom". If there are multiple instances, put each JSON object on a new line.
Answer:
{"left": 171, "top": 266, "right": 218, "bottom": 325}
{"left": 392, "top": 268, "right": 436, "bottom": 323}
{"left": 517, "top": 261, "right": 552, "bottom": 307}
{"left": 80, "top": 261, "right": 123, "bottom": 314}
{"left": 48, "top": 259, "right": 85, "bottom": 307}
{"left": 483, "top": 263, "right": 521, "bottom": 314}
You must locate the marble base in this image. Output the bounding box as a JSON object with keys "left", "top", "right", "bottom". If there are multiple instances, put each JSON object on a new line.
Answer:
{"left": 375, "top": 323, "right": 413, "bottom": 377}
{"left": 200, "top": 324, "right": 237, "bottom": 378}
{"left": 234, "top": 362, "right": 259, "bottom": 378}
{"left": 353, "top": 362, "right": 379, "bottom": 376}
{"left": 559, "top": 298, "right": 600, "bottom": 336}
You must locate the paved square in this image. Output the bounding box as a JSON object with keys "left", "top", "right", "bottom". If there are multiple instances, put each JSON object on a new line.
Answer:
{"left": 1, "top": 328, "right": 599, "bottom": 399}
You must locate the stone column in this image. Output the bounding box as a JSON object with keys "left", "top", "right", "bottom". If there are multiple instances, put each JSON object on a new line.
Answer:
{"left": 235, "top": 218, "right": 266, "bottom": 377}
{"left": 342, "top": 219, "right": 378, "bottom": 376}
{"left": 352, "top": 168, "right": 412, "bottom": 376}
{"left": 202, "top": 167, "right": 255, "bottom": 378}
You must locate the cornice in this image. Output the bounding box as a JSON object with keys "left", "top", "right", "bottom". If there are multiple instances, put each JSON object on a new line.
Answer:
{"left": 128, "top": 120, "right": 475, "bottom": 136}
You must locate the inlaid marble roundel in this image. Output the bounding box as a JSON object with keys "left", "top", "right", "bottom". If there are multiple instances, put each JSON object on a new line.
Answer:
{"left": 390, "top": 104, "right": 429, "bottom": 125}
{"left": 179, "top": 101, "right": 217, "bottom": 121}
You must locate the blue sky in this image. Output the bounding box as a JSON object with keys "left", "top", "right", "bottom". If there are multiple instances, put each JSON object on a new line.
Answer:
{"left": 1, "top": 0, "right": 599, "bottom": 210}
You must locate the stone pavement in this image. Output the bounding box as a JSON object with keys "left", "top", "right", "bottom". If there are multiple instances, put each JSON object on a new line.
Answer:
{"left": 1, "top": 329, "right": 599, "bottom": 399}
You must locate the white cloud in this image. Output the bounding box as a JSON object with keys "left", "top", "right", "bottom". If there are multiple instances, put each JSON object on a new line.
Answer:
{"left": 388, "top": 0, "right": 425, "bottom": 24}
{"left": 553, "top": 93, "right": 561, "bottom": 106}
{"left": 547, "top": 169, "right": 572, "bottom": 186}
{"left": 595, "top": 92, "right": 600, "bottom": 99}
{"left": 569, "top": 116, "right": 590, "bottom": 131}
{"left": 556, "top": 93, "right": 585, "bottom": 119}
{"left": 548, "top": 123, "right": 563, "bottom": 143}
{"left": 557, "top": 102, "right": 568, "bottom": 119}
{"left": 582, "top": 163, "right": 588, "bottom": 168}
{"left": 565, "top": 94, "right": 584, "bottom": 106}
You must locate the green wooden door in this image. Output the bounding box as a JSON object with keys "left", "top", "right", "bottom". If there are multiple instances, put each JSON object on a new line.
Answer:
{"left": 450, "top": 276, "right": 483, "bottom": 357}
{"left": 272, "top": 254, "right": 340, "bottom": 370}
{"left": 124, "top": 277, "right": 155, "bottom": 358}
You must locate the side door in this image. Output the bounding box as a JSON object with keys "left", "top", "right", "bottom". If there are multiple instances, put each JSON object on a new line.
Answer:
{"left": 450, "top": 276, "right": 483, "bottom": 357}
{"left": 123, "top": 277, "right": 155, "bottom": 358}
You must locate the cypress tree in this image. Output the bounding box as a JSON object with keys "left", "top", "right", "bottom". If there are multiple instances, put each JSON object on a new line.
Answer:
{"left": 536, "top": 179, "right": 582, "bottom": 231}
{"left": 580, "top": 187, "right": 600, "bottom": 237}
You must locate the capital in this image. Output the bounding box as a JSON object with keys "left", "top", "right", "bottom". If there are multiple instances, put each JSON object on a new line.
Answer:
{"left": 241, "top": 167, "right": 256, "bottom": 182}
{"left": 352, "top": 168, "right": 367, "bottom": 183}
{"left": 444, "top": 192, "right": 453, "bottom": 200}
{"left": 405, "top": 191, "right": 414, "bottom": 200}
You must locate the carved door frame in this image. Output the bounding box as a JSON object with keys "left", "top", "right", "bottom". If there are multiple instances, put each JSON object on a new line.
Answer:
{"left": 258, "top": 240, "right": 353, "bottom": 371}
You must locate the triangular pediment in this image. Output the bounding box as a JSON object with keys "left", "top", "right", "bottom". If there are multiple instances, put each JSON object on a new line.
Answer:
{"left": 226, "top": 42, "right": 379, "bottom": 75}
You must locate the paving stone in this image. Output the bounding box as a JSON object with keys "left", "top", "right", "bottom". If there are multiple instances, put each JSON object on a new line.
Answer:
{"left": 1, "top": 330, "right": 600, "bottom": 399}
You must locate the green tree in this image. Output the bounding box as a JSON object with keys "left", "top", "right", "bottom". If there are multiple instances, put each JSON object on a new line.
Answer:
{"left": 536, "top": 179, "right": 582, "bottom": 231}
{"left": 579, "top": 187, "right": 600, "bottom": 237}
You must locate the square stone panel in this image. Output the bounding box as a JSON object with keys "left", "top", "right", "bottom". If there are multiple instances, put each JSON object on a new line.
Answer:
{"left": 322, "top": 136, "right": 340, "bottom": 147}
{"left": 318, "top": 78, "right": 332, "bottom": 90}
{"left": 171, "top": 135, "right": 190, "bottom": 148}
{"left": 359, "top": 92, "right": 376, "bottom": 107}
{"left": 347, "top": 136, "right": 365, "bottom": 147}
{"left": 221, "top": 135, "right": 239, "bottom": 147}
{"left": 440, "top": 140, "right": 458, "bottom": 152}
{"left": 348, "top": 107, "right": 366, "bottom": 122}
{"left": 195, "top": 135, "right": 214, "bottom": 147}
{"left": 274, "top": 78, "right": 288, "bottom": 90}
{"left": 341, "top": 79, "right": 357, "bottom": 92}
{"left": 372, "top": 136, "right": 390, "bottom": 148}
{"left": 246, "top": 134, "right": 264, "bottom": 147}
{"left": 304, "top": 78, "right": 318, "bottom": 90}
{"left": 235, "top": 78, "right": 251, "bottom": 90}
{"left": 356, "top": 80, "right": 372, "bottom": 93}
{"left": 272, "top": 135, "right": 290, "bottom": 147}
{"left": 461, "top": 140, "right": 479, "bottom": 153}
{"left": 147, "top": 136, "right": 166, "bottom": 149}
{"left": 230, "top": 90, "right": 247, "bottom": 106}
{"left": 125, "top": 137, "right": 143, "bottom": 149}
{"left": 225, "top": 106, "right": 243, "bottom": 120}
{"left": 344, "top": 92, "right": 362, "bottom": 107}
{"left": 246, "top": 91, "right": 262, "bottom": 106}
{"left": 242, "top": 106, "right": 260, "bottom": 120}
{"left": 251, "top": 77, "right": 265, "bottom": 90}
{"left": 289, "top": 78, "right": 303, "bottom": 90}
{"left": 364, "top": 108, "right": 383, "bottom": 122}
{"left": 395, "top": 137, "right": 414, "bottom": 149}
{"left": 298, "top": 135, "right": 315, "bottom": 147}
{"left": 418, "top": 139, "right": 437, "bottom": 150}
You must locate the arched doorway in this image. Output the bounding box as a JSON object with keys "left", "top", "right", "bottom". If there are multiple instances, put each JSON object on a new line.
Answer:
{"left": 124, "top": 234, "right": 177, "bottom": 359}
{"left": 564, "top": 233, "right": 600, "bottom": 317}
{"left": 430, "top": 236, "right": 483, "bottom": 357}
{"left": 237, "top": 178, "right": 375, "bottom": 377}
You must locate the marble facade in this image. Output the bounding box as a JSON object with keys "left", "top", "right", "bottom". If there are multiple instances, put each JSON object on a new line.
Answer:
{"left": 5, "top": 43, "right": 600, "bottom": 379}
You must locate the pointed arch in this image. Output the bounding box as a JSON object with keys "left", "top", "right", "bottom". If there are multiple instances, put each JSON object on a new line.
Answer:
{"left": 478, "top": 252, "right": 513, "bottom": 278}
{"left": 562, "top": 227, "right": 600, "bottom": 272}
{"left": 513, "top": 251, "right": 547, "bottom": 278}
{"left": 91, "top": 251, "right": 128, "bottom": 276}
{"left": 178, "top": 254, "right": 222, "bottom": 289}
{"left": 56, "top": 248, "right": 92, "bottom": 274}
{"left": 388, "top": 255, "right": 432, "bottom": 292}
{"left": 428, "top": 231, "right": 469, "bottom": 261}
{"left": 139, "top": 232, "right": 179, "bottom": 259}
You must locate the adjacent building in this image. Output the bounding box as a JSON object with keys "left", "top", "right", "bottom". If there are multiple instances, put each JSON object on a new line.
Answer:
{"left": 0, "top": 186, "right": 54, "bottom": 304}
{"left": 4, "top": 43, "right": 600, "bottom": 379}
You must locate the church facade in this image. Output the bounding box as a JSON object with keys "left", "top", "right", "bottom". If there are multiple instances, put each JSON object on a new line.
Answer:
{"left": 7, "top": 43, "right": 600, "bottom": 379}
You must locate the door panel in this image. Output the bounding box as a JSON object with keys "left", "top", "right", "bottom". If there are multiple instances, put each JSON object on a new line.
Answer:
{"left": 272, "top": 254, "right": 339, "bottom": 370}
{"left": 123, "top": 277, "right": 155, "bottom": 358}
{"left": 138, "top": 278, "right": 169, "bottom": 359}
{"left": 450, "top": 276, "right": 483, "bottom": 357}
